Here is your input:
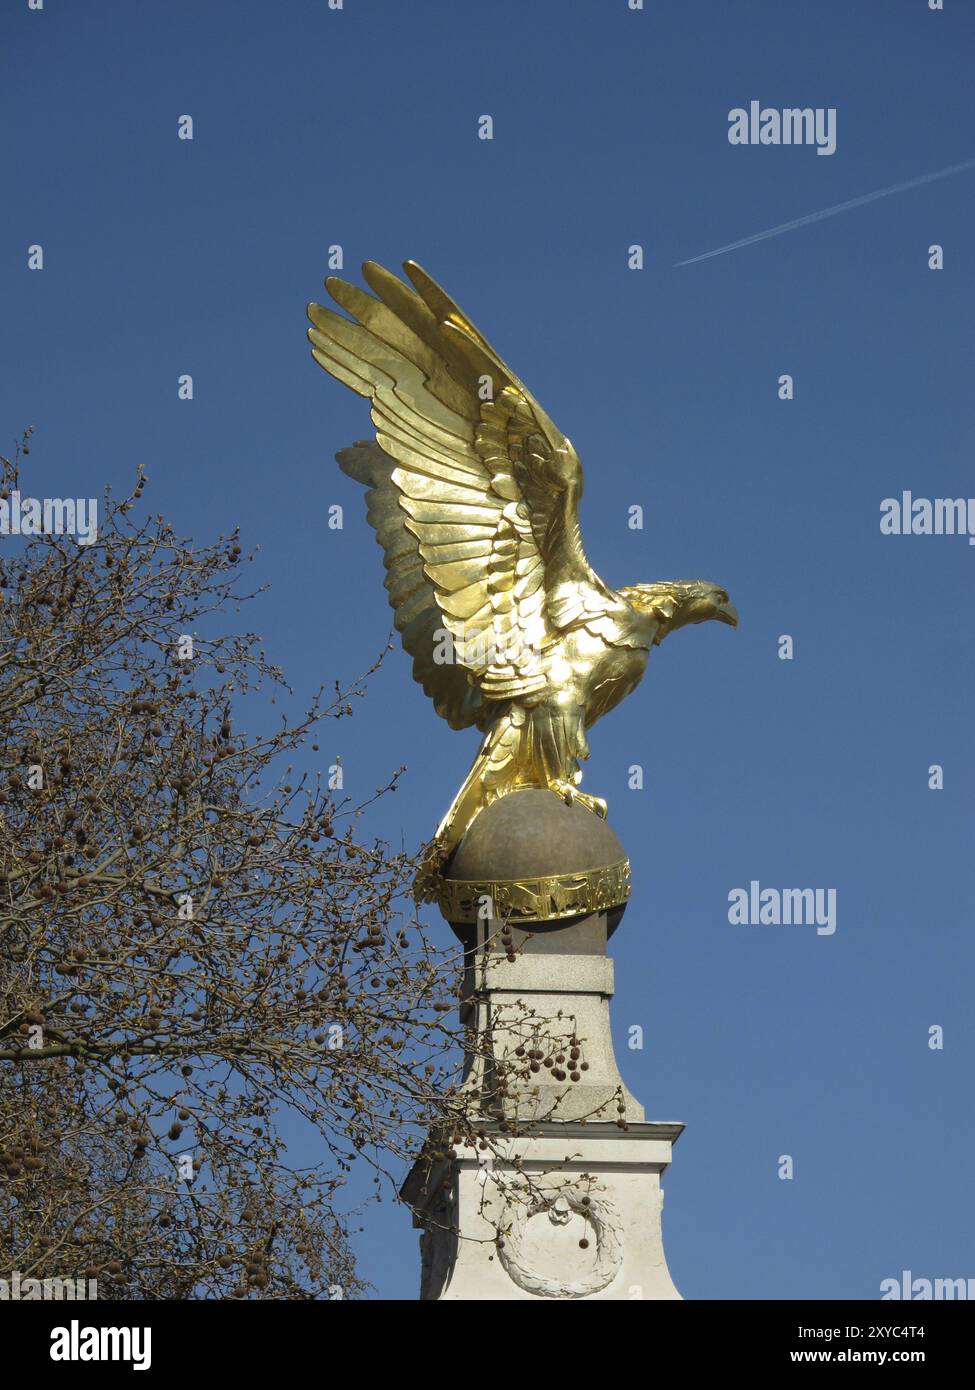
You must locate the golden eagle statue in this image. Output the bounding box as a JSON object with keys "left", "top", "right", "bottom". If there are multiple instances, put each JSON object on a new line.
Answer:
{"left": 307, "top": 261, "right": 737, "bottom": 899}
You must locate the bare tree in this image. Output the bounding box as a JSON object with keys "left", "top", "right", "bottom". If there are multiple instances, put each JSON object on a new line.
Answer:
{"left": 0, "top": 430, "right": 469, "bottom": 1299}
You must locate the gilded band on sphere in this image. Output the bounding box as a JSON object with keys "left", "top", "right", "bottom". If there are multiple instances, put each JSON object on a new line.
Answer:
{"left": 436, "top": 858, "right": 632, "bottom": 925}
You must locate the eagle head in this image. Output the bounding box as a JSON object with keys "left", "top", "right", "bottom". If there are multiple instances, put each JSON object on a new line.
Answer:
{"left": 618, "top": 580, "right": 739, "bottom": 643}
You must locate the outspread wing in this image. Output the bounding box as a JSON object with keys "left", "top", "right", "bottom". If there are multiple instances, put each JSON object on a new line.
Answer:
{"left": 307, "top": 260, "right": 620, "bottom": 729}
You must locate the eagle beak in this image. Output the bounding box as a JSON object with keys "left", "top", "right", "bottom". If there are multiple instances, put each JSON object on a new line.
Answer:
{"left": 717, "top": 601, "right": 739, "bottom": 628}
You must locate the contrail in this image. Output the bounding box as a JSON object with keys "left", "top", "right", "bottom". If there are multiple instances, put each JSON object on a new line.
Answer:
{"left": 675, "top": 156, "right": 975, "bottom": 266}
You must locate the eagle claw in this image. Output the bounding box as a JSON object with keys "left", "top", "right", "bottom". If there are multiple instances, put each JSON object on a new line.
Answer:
{"left": 552, "top": 780, "right": 607, "bottom": 819}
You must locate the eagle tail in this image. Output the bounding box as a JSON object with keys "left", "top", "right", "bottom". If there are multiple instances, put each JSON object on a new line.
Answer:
{"left": 414, "top": 712, "right": 523, "bottom": 901}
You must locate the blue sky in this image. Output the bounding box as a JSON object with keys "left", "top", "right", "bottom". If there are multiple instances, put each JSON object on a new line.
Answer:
{"left": 3, "top": 0, "right": 973, "bottom": 1299}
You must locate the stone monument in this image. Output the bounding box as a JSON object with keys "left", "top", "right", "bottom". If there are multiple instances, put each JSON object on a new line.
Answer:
{"left": 306, "top": 258, "right": 737, "bottom": 1300}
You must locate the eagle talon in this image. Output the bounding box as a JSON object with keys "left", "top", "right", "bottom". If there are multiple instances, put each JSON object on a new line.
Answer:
{"left": 578, "top": 792, "right": 608, "bottom": 819}
{"left": 551, "top": 781, "right": 607, "bottom": 819}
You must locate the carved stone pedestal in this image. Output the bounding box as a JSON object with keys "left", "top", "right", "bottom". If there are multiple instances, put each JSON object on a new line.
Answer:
{"left": 403, "top": 1119, "right": 682, "bottom": 1301}
{"left": 401, "top": 789, "right": 685, "bottom": 1301}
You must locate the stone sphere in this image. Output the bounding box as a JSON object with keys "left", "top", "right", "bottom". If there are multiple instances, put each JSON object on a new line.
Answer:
{"left": 446, "top": 788, "right": 627, "bottom": 883}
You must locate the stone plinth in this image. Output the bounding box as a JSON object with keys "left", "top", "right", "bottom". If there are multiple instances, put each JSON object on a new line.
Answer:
{"left": 460, "top": 944, "right": 644, "bottom": 1123}
{"left": 402, "top": 791, "right": 684, "bottom": 1301}
{"left": 403, "top": 1122, "right": 682, "bottom": 1301}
